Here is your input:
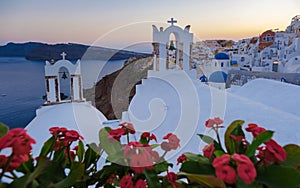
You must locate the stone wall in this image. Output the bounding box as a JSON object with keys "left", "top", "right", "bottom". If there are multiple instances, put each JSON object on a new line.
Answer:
{"left": 226, "top": 70, "right": 300, "bottom": 88}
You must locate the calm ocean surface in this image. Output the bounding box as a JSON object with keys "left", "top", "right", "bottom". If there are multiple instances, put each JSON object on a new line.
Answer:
{"left": 0, "top": 57, "right": 125, "bottom": 128}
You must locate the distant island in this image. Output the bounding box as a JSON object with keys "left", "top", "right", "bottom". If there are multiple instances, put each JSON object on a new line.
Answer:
{"left": 0, "top": 42, "right": 149, "bottom": 61}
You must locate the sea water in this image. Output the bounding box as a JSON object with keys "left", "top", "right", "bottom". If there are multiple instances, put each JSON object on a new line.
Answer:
{"left": 0, "top": 57, "right": 125, "bottom": 128}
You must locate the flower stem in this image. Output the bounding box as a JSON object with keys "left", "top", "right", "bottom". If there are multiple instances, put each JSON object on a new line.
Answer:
{"left": 126, "top": 133, "right": 130, "bottom": 144}
{"left": 215, "top": 128, "right": 222, "bottom": 146}
{"left": 161, "top": 151, "right": 168, "bottom": 159}
{"left": 0, "top": 154, "right": 14, "bottom": 181}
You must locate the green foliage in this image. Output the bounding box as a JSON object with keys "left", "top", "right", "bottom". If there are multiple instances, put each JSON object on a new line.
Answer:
{"left": 257, "top": 164, "right": 300, "bottom": 188}
{"left": 198, "top": 134, "right": 224, "bottom": 152}
{"left": 245, "top": 130, "right": 273, "bottom": 157}
{"left": 144, "top": 170, "right": 161, "bottom": 188}
{"left": 282, "top": 144, "right": 300, "bottom": 168}
{"left": 179, "top": 119, "right": 300, "bottom": 187}
{"left": 2, "top": 120, "right": 300, "bottom": 188}
{"left": 184, "top": 152, "right": 210, "bottom": 164}
{"left": 0, "top": 122, "right": 9, "bottom": 138}
{"left": 98, "top": 127, "right": 123, "bottom": 163}
{"left": 180, "top": 161, "right": 215, "bottom": 175}
{"left": 77, "top": 140, "right": 85, "bottom": 162}
{"left": 224, "top": 120, "right": 245, "bottom": 154}
{"left": 178, "top": 172, "right": 226, "bottom": 188}
{"left": 39, "top": 136, "right": 56, "bottom": 156}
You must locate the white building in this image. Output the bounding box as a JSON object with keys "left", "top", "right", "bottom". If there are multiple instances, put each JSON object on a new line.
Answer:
{"left": 26, "top": 53, "right": 107, "bottom": 155}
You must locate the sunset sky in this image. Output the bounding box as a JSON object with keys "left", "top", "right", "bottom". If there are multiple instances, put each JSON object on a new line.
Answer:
{"left": 0, "top": 0, "right": 299, "bottom": 49}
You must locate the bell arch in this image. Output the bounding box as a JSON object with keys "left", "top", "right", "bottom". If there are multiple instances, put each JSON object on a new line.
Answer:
{"left": 152, "top": 19, "right": 193, "bottom": 72}
{"left": 44, "top": 52, "right": 85, "bottom": 104}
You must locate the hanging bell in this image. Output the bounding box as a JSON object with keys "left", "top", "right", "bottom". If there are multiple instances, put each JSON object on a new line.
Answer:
{"left": 169, "top": 40, "right": 176, "bottom": 51}
{"left": 62, "top": 72, "right": 67, "bottom": 79}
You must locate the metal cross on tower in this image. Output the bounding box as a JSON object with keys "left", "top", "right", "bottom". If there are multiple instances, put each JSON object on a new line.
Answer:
{"left": 61, "top": 52, "right": 67, "bottom": 60}
{"left": 167, "top": 18, "right": 177, "bottom": 25}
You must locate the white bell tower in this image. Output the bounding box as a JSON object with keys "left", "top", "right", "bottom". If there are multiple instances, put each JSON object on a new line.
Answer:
{"left": 152, "top": 18, "right": 194, "bottom": 72}
{"left": 44, "top": 52, "right": 85, "bottom": 104}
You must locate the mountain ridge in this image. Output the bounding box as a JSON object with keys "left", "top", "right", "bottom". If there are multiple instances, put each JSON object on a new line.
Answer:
{"left": 0, "top": 42, "right": 148, "bottom": 61}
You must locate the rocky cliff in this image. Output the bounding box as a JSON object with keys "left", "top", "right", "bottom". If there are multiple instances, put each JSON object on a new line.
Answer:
{"left": 84, "top": 55, "right": 153, "bottom": 119}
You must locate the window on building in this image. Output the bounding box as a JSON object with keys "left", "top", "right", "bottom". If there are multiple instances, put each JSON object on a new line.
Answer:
{"left": 221, "top": 62, "right": 224, "bottom": 67}
{"left": 241, "top": 57, "right": 245, "bottom": 62}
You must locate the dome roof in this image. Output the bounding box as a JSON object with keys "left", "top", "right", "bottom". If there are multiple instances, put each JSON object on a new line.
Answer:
{"left": 200, "top": 75, "right": 208, "bottom": 82}
{"left": 215, "top": 52, "right": 230, "bottom": 60}
{"left": 208, "top": 71, "right": 227, "bottom": 83}
{"left": 25, "top": 102, "right": 107, "bottom": 155}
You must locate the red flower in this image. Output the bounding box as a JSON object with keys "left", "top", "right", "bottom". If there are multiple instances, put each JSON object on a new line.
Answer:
{"left": 120, "top": 175, "right": 133, "bottom": 188}
{"left": 161, "top": 142, "right": 171, "bottom": 151}
{"left": 166, "top": 172, "right": 178, "bottom": 188}
{"left": 128, "top": 141, "right": 144, "bottom": 147}
{"left": 232, "top": 154, "right": 252, "bottom": 165}
{"left": 141, "top": 132, "right": 157, "bottom": 142}
{"left": 205, "top": 119, "right": 215, "bottom": 128}
{"left": 177, "top": 154, "right": 187, "bottom": 165}
{"left": 245, "top": 124, "right": 266, "bottom": 138}
{"left": 214, "top": 117, "right": 224, "bottom": 125}
{"left": 215, "top": 165, "right": 237, "bottom": 184}
{"left": 0, "top": 128, "right": 36, "bottom": 156}
{"left": 162, "top": 133, "right": 180, "bottom": 151}
{"left": 237, "top": 164, "right": 257, "bottom": 185}
{"left": 144, "top": 146, "right": 160, "bottom": 162}
{"left": 122, "top": 144, "right": 135, "bottom": 158}
{"left": 205, "top": 117, "right": 224, "bottom": 128}
{"left": 65, "top": 130, "right": 84, "bottom": 142}
{"left": 129, "top": 152, "right": 153, "bottom": 173}
{"left": 0, "top": 155, "right": 8, "bottom": 169}
{"left": 119, "top": 122, "right": 135, "bottom": 134}
{"left": 106, "top": 174, "right": 117, "bottom": 185}
{"left": 203, "top": 142, "right": 215, "bottom": 158}
{"left": 229, "top": 134, "right": 245, "bottom": 141}
{"left": 0, "top": 154, "right": 29, "bottom": 172}
{"left": 265, "top": 139, "right": 287, "bottom": 162}
{"left": 212, "top": 154, "right": 230, "bottom": 168}
{"left": 135, "top": 179, "right": 147, "bottom": 188}
{"left": 108, "top": 128, "right": 126, "bottom": 141}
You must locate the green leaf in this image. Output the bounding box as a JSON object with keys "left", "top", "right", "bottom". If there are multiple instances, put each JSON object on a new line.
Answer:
{"left": 224, "top": 120, "right": 245, "bottom": 154}
{"left": 53, "top": 162, "right": 85, "bottom": 188}
{"left": 144, "top": 170, "right": 161, "bottom": 188}
{"left": 236, "top": 177, "right": 262, "bottom": 188}
{"left": 150, "top": 143, "right": 160, "bottom": 149}
{"left": 178, "top": 172, "right": 226, "bottom": 188}
{"left": 257, "top": 164, "right": 300, "bottom": 188}
{"left": 10, "top": 157, "right": 50, "bottom": 188}
{"left": 0, "top": 122, "right": 9, "bottom": 138}
{"left": 184, "top": 152, "right": 210, "bottom": 164}
{"left": 37, "top": 161, "right": 66, "bottom": 186}
{"left": 140, "top": 137, "right": 148, "bottom": 145}
{"left": 198, "top": 134, "right": 224, "bottom": 152}
{"left": 245, "top": 130, "right": 273, "bottom": 157}
{"left": 214, "top": 150, "right": 225, "bottom": 157}
{"left": 282, "top": 144, "right": 300, "bottom": 168}
{"left": 198, "top": 134, "right": 215, "bottom": 144}
{"left": 153, "top": 161, "right": 170, "bottom": 174}
{"left": 180, "top": 161, "right": 215, "bottom": 175}
{"left": 84, "top": 144, "right": 99, "bottom": 169}
{"left": 16, "top": 156, "right": 34, "bottom": 174}
{"left": 77, "top": 140, "right": 85, "bottom": 162}
{"left": 39, "top": 136, "right": 56, "bottom": 156}
{"left": 99, "top": 127, "right": 123, "bottom": 163}
{"left": 53, "top": 148, "right": 67, "bottom": 164}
